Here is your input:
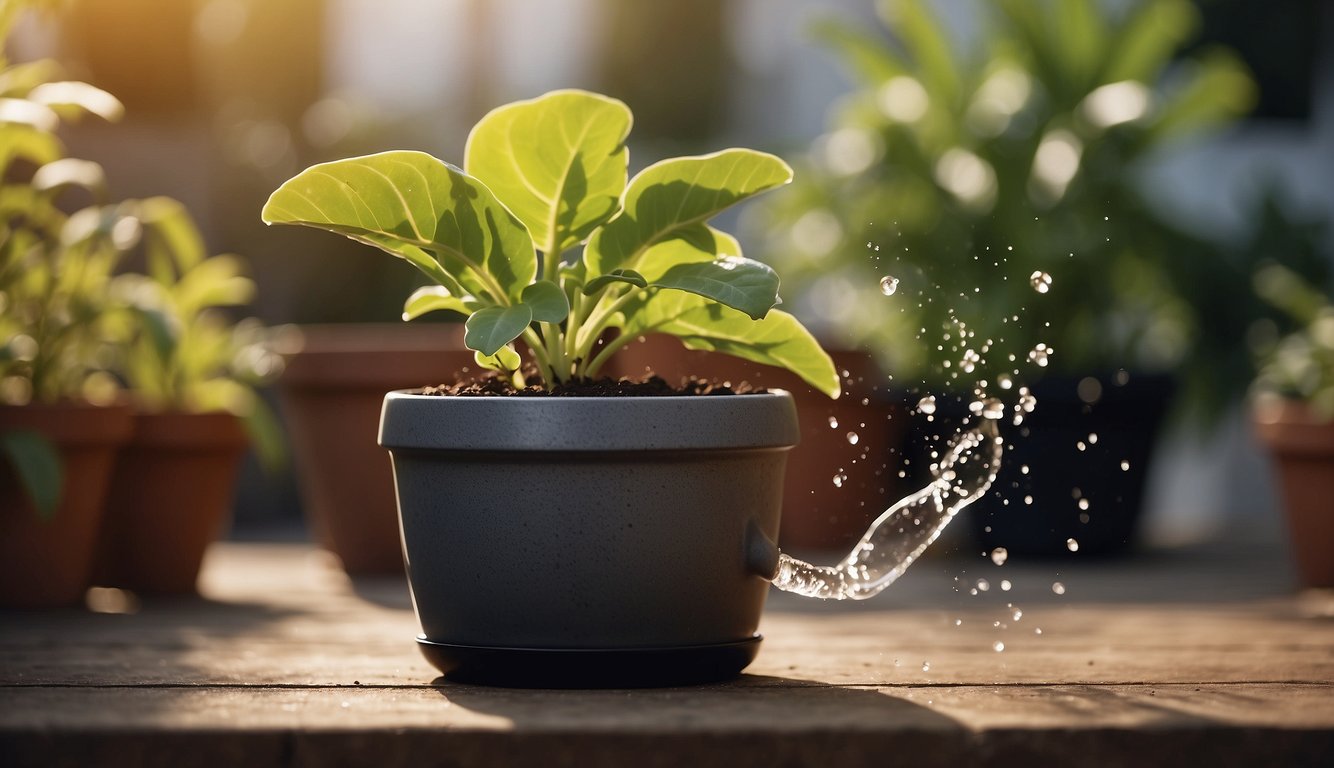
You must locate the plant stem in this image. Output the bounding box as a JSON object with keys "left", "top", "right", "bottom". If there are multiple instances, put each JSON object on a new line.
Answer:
{"left": 574, "top": 286, "right": 640, "bottom": 365}
{"left": 584, "top": 328, "right": 643, "bottom": 379}
{"left": 521, "top": 327, "right": 554, "bottom": 383}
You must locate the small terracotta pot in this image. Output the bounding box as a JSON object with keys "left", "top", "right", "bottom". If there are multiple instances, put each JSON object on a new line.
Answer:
{"left": 96, "top": 411, "right": 249, "bottom": 594}
{"left": 611, "top": 337, "right": 906, "bottom": 550}
{"left": 0, "top": 401, "right": 133, "bottom": 608}
{"left": 1253, "top": 399, "right": 1334, "bottom": 588}
{"left": 277, "top": 324, "right": 476, "bottom": 575}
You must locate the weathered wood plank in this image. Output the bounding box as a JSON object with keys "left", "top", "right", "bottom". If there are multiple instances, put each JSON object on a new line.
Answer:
{"left": 1, "top": 542, "right": 1331, "bottom": 768}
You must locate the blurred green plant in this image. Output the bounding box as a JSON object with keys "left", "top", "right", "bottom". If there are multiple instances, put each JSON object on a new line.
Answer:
{"left": 1252, "top": 263, "right": 1334, "bottom": 419}
{"left": 1, "top": 0, "right": 280, "bottom": 516}
{"left": 752, "top": 0, "right": 1267, "bottom": 410}
{"left": 106, "top": 197, "right": 286, "bottom": 467}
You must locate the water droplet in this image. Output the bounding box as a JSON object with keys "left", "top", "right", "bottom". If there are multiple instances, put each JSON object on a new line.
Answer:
{"left": 1027, "top": 343, "right": 1052, "bottom": 368}
{"left": 1017, "top": 387, "right": 1037, "bottom": 413}
{"left": 998, "top": 374, "right": 1013, "bottom": 390}
{"left": 828, "top": 416, "right": 839, "bottom": 429}
{"left": 921, "top": 661, "right": 931, "bottom": 672}
{"left": 975, "top": 398, "right": 1005, "bottom": 420}
{"left": 976, "top": 579, "right": 990, "bottom": 592}
{"left": 1034, "top": 627, "right": 1043, "bottom": 635}
{"left": 879, "top": 276, "right": 899, "bottom": 296}
{"left": 954, "top": 618, "right": 963, "bottom": 627}
{"left": 832, "top": 473, "right": 846, "bottom": 488}
{"left": 1051, "top": 582, "right": 1066, "bottom": 595}
{"left": 1012, "top": 608, "right": 1023, "bottom": 621}
{"left": 1029, "top": 271, "right": 1052, "bottom": 293}
{"left": 1076, "top": 441, "right": 1087, "bottom": 452}
{"left": 1087, "top": 432, "right": 1098, "bottom": 445}
{"left": 1078, "top": 498, "right": 1089, "bottom": 511}
{"left": 916, "top": 395, "right": 937, "bottom": 415}
{"left": 846, "top": 431, "right": 860, "bottom": 445}
{"left": 990, "top": 547, "right": 1008, "bottom": 566}
{"left": 1023, "top": 495, "right": 1033, "bottom": 505}
{"left": 993, "top": 641, "right": 1006, "bottom": 652}
{"left": 1066, "top": 538, "right": 1079, "bottom": 552}
{"left": 1020, "top": 464, "right": 1030, "bottom": 475}
{"left": 1000, "top": 579, "right": 1012, "bottom": 591}
{"left": 1120, "top": 459, "right": 1130, "bottom": 471}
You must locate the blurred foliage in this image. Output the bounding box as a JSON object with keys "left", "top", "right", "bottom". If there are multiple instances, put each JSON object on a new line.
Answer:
{"left": 748, "top": 0, "right": 1323, "bottom": 420}
{"left": 104, "top": 197, "right": 285, "bottom": 467}
{"left": 1251, "top": 262, "right": 1334, "bottom": 419}
{"left": 1, "top": 0, "right": 282, "bottom": 464}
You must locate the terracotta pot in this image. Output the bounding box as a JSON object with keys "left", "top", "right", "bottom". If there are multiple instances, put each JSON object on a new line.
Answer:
{"left": 96, "top": 411, "right": 249, "bottom": 594}
{"left": 0, "top": 402, "right": 133, "bottom": 608}
{"left": 1253, "top": 399, "right": 1334, "bottom": 588}
{"left": 610, "top": 336, "right": 906, "bottom": 550}
{"left": 277, "top": 324, "right": 476, "bottom": 575}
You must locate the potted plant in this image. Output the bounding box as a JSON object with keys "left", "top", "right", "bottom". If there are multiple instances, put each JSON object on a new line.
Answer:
{"left": 0, "top": 7, "right": 134, "bottom": 606}
{"left": 751, "top": 0, "right": 1258, "bottom": 556}
{"left": 93, "top": 196, "right": 282, "bottom": 595}
{"left": 1251, "top": 263, "right": 1334, "bottom": 588}
{"left": 263, "top": 89, "right": 839, "bottom": 685}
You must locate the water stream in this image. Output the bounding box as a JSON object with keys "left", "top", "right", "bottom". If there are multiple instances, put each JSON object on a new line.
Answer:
{"left": 770, "top": 411, "right": 1004, "bottom": 600}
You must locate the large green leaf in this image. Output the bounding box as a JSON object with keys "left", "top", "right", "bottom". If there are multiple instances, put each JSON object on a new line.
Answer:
{"left": 636, "top": 225, "right": 779, "bottom": 320}
{"left": 262, "top": 151, "right": 536, "bottom": 302}
{"left": 584, "top": 149, "right": 792, "bottom": 278}
{"left": 465, "top": 89, "right": 630, "bottom": 256}
{"left": 1, "top": 430, "right": 63, "bottom": 520}
{"left": 464, "top": 305, "right": 532, "bottom": 356}
{"left": 621, "top": 290, "right": 840, "bottom": 397}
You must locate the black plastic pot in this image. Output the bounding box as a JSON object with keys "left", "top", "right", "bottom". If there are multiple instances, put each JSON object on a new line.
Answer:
{"left": 936, "top": 373, "right": 1173, "bottom": 559}
{"left": 378, "top": 391, "right": 797, "bottom": 687}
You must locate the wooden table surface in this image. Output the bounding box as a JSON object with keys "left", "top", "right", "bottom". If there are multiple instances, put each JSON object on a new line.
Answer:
{"left": 2, "top": 540, "right": 1331, "bottom": 767}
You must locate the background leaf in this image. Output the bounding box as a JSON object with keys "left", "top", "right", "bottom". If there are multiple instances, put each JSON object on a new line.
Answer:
{"left": 1, "top": 430, "right": 63, "bottom": 520}
{"left": 262, "top": 151, "right": 536, "bottom": 302}
{"left": 584, "top": 149, "right": 792, "bottom": 277}
{"left": 465, "top": 89, "right": 630, "bottom": 256}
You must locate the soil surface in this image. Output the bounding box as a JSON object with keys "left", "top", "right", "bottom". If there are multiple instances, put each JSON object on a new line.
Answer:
{"left": 421, "top": 371, "right": 763, "bottom": 397}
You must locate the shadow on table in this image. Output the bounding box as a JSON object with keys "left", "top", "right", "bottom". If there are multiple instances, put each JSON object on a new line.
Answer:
{"left": 428, "top": 672, "right": 967, "bottom": 736}
{"left": 348, "top": 574, "right": 413, "bottom": 610}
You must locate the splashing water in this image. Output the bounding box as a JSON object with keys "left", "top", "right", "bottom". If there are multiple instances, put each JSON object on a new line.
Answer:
{"left": 1029, "top": 271, "right": 1052, "bottom": 293}
{"left": 771, "top": 414, "right": 1004, "bottom": 600}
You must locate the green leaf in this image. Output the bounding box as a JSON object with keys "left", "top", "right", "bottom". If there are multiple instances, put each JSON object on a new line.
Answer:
{"left": 464, "top": 305, "right": 533, "bottom": 356}
{"left": 1146, "top": 49, "right": 1255, "bottom": 141}
{"left": 262, "top": 151, "right": 536, "bottom": 302}
{"left": 1103, "top": 0, "right": 1197, "bottom": 84}
{"left": 474, "top": 345, "right": 521, "bottom": 372}
{"left": 584, "top": 149, "right": 793, "bottom": 278}
{"left": 1, "top": 430, "right": 63, "bottom": 520}
{"left": 27, "top": 81, "right": 124, "bottom": 122}
{"left": 139, "top": 196, "right": 208, "bottom": 274}
{"left": 636, "top": 225, "right": 779, "bottom": 320}
{"left": 465, "top": 89, "right": 631, "bottom": 256}
{"left": 878, "top": 0, "right": 960, "bottom": 107}
{"left": 1052, "top": 0, "right": 1106, "bottom": 89}
{"left": 521, "top": 280, "right": 570, "bottom": 323}
{"left": 622, "top": 291, "right": 840, "bottom": 398}
{"left": 809, "top": 17, "right": 910, "bottom": 87}
{"left": 583, "top": 268, "right": 647, "bottom": 295}
{"left": 402, "top": 285, "right": 476, "bottom": 320}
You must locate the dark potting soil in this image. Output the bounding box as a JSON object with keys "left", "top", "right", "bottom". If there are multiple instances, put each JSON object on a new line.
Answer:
{"left": 421, "top": 372, "right": 764, "bottom": 397}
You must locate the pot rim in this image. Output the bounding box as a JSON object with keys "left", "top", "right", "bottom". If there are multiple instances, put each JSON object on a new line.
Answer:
{"left": 378, "top": 388, "right": 800, "bottom": 453}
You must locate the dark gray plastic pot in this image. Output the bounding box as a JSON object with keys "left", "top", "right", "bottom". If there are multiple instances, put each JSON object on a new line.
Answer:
{"left": 378, "top": 390, "right": 797, "bottom": 687}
